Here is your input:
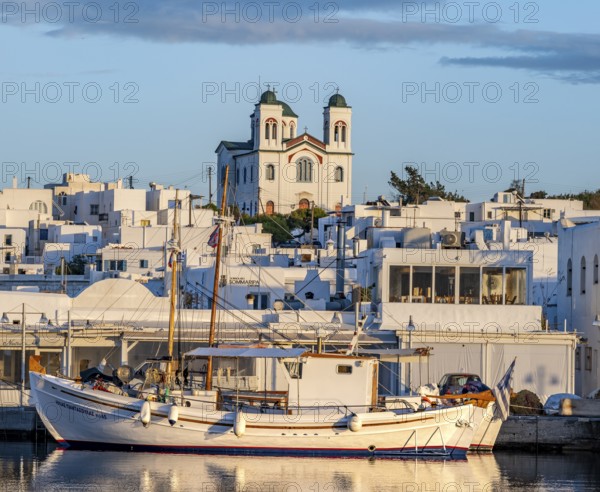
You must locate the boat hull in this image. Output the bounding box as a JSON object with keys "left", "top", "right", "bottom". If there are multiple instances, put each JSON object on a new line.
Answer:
{"left": 31, "top": 373, "right": 475, "bottom": 458}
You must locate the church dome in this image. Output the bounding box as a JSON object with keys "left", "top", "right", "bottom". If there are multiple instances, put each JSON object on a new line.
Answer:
{"left": 260, "top": 90, "right": 277, "bottom": 104}
{"left": 280, "top": 101, "right": 298, "bottom": 118}
{"left": 328, "top": 93, "right": 348, "bottom": 108}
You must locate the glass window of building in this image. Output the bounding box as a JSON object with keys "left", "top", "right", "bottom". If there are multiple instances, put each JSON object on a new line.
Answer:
{"left": 435, "top": 267, "right": 457, "bottom": 303}
{"left": 412, "top": 266, "right": 433, "bottom": 303}
{"left": 389, "top": 266, "right": 410, "bottom": 302}
{"left": 459, "top": 267, "right": 480, "bottom": 304}
{"left": 505, "top": 268, "right": 526, "bottom": 305}
{"left": 482, "top": 267, "right": 504, "bottom": 304}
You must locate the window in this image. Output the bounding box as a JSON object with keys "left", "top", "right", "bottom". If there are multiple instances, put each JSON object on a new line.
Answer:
{"left": 469, "top": 212, "right": 475, "bottom": 222}
{"left": 333, "top": 121, "right": 347, "bottom": 143}
{"left": 505, "top": 268, "right": 526, "bottom": 305}
{"left": 290, "top": 122, "right": 296, "bottom": 138}
{"left": 336, "top": 365, "right": 352, "bottom": 374}
{"left": 236, "top": 168, "right": 240, "bottom": 185}
{"left": 581, "top": 257, "right": 586, "bottom": 294}
{"left": 140, "top": 219, "right": 151, "bottom": 227}
{"left": 459, "top": 267, "right": 480, "bottom": 304}
{"left": 266, "top": 164, "right": 275, "bottom": 181}
{"left": 266, "top": 201, "right": 274, "bottom": 216}
{"left": 90, "top": 204, "right": 99, "bottom": 215}
{"left": 389, "top": 266, "right": 410, "bottom": 302}
{"left": 104, "top": 260, "right": 127, "bottom": 272}
{"left": 250, "top": 166, "right": 254, "bottom": 183}
{"left": 251, "top": 293, "right": 269, "bottom": 310}
{"left": 98, "top": 213, "right": 108, "bottom": 222}
{"left": 567, "top": 259, "right": 572, "bottom": 296}
{"left": 265, "top": 118, "right": 277, "bottom": 141}
{"left": 482, "top": 267, "right": 503, "bottom": 304}
{"left": 139, "top": 259, "right": 149, "bottom": 268}
{"left": 4, "top": 234, "right": 12, "bottom": 246}
{"left": 334, "top": 166, "right": 344, "bottom": 183}
{"left": 594, "top": 255, "right": 599, "bottom": 285}
{"left": 585, "top": 347, "right": 592, "bottom": 371}
{"left": 285, "top": 361, "right": 303, "bottom": 379}
{"left": 575, "top": 347, "right": 581, "bottom": 371}
{"left": 412, "top": 266, "right": 433, "bottom": 303}
{"left": 4, "top": 252, "right": 11, "bottom": 262}
{"left": 58, "top": 192, "right": 67, "bottom": 206}
{"left": 29, "top": 200, "right": 48, "bottom": 214}
{"left": 243, "top": 168, "right": 247, "bottom": 184}
{"left": 296, "top": 158, "right": 313, "bottom": 182}
{"left": 435, "top": 267, "right": 456, "bottom": 303}
{"left": 39, "top": 229, "right": 49, "bottom": 241}
{"left": 487, "top": 211, "right": 493, "bottom": 219}
{"left": 543, "top": 209, "right": 552, "bottom": 219}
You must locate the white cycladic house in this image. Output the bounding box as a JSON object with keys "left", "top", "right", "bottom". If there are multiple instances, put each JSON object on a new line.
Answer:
{"left": 216, "top": 89, "right": 352, "bottom": 215}
{"left": 557, "top": 219, "right": 600, "bottom": 396}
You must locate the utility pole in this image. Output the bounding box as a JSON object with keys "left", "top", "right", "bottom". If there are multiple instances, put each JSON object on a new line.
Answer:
{"left": 208, "top": 167, "right": 213, "bottom": 205}
{"left": 310, "top": 201, "right": 315, "bottom": 252}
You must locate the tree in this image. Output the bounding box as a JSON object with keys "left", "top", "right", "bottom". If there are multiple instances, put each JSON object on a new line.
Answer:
{"left": 529, "top": 190, "right": 548, "bottom": 199}
{"left": 244, "top": 213, "right": 292, "bottom": 244}
{"left": 389, "top": 166, "right": 468, "bottom": 204}
{"left": 55, "top": 255, "right": 88, "bottom": 275}
{"left": 504, "top": 179, "right": 525, "bottom": 197}
{"left": 287, "top": 207, "right": 327, "bottom": 233}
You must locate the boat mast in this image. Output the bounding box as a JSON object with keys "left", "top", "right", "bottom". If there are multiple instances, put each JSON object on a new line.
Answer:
{"left": 167, "top": 190, "right": 180, "bottom": 377}
{"left": 206, "top": 165, "right": 229, "bottom": 391}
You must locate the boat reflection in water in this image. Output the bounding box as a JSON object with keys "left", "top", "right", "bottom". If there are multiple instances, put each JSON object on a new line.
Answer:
{"left": 3, "top": 442, "right": 600, "bottom": 491}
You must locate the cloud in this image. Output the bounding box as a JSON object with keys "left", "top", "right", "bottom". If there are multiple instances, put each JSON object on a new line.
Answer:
{"left": 3, "top": 1, "right": 600, "bottom": 83}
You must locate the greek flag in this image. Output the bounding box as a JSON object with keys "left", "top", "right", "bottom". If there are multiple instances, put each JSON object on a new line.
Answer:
{"left": 493, "top": 358, "right": 516, "bottom": 421}
{"left": 208, "top": 225, "right": 219, "bottom": 248}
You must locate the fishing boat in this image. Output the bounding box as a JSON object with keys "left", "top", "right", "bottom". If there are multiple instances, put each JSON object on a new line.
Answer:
{"left": 30, "top": 347, "right": 477, "bottom": 457}
{"left": 30, "top": 168, "right": 490, "bottom": 458}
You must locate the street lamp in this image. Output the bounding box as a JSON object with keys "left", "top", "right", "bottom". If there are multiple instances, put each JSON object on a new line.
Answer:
{"left": 2, "top": 304, "right": 50, "bottom": 407}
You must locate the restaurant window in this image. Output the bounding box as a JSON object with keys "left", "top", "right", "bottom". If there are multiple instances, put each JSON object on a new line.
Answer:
{"left": 389, "top": 266, "right": 410, "bottom": 302}
{"left": 412, "top": 266, "right": 432, "bottom": 303}
{"left": 434, "top": 266, "right": 456, "bottom": 303}
{"left": 459, "top": 267, "right": 480, "bottom": 304}
{"left": 482, "top": 267, "right": 503, "bottom": 304}
{"left": 505, "top": 268, "right": 526, "bottom": 305}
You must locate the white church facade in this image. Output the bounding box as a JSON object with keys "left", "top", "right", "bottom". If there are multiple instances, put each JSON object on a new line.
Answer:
{"left": 216, "top": 89, "right": 352, "bottom": 215}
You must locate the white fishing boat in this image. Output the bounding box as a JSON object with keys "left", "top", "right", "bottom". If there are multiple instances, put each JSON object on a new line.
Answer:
{"left": 30, "top": 347, "right": 477, "bottom": 458}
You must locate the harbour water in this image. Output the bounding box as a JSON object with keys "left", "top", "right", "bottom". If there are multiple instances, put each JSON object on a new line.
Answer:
{"left": 1, "top": 442, "right": 599, "bottom": 491}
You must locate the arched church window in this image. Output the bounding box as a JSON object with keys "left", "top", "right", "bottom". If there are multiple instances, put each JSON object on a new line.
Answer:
{"left": 296, "top": 159, "right": 313, "bottom": 183}
{"left": 266, "top": 164, "right": 275, "bottom": 181}
{"left": 266, "top": 201, "right": 274, "bottom": 215}
{"left": 334, "top": 167, "right": 344, "bottom": 182}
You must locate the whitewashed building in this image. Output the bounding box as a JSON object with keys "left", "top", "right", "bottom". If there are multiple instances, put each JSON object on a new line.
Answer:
{"left": 557, "top": 219, "right": 600, "bottom": 396}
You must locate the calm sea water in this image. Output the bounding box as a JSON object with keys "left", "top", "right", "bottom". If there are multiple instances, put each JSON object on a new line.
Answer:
{"left": 1, "top": 441, "right": 599, "bottom": 492}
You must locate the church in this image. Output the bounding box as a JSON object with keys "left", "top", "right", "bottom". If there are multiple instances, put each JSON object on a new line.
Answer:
{"left": 215, "top": 89, "right": 353, "bottom": 215}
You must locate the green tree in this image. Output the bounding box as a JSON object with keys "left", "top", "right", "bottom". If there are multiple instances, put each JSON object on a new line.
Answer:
{"left": 389, "top": 166, "right": 468, "bottom": 204}
{"left": 287, "top": 207, "right": 327, "bottom": 233}
{"left": 55, "top": 255, "right": 88, "bottom": 275}
{"left": 244, "top": 213, "right": 292, "bottom": 244}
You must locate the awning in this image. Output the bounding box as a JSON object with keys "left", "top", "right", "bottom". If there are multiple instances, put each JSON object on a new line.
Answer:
{"left": 184, "top": 347, "right": 307, "bottom": 359}
{"left": 357, "top": 348, "right": 431, "bottom": 363}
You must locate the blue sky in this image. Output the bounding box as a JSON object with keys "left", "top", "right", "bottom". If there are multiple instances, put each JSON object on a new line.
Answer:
{"left": 1, "top": 1, "right": 599, "bottom": 204}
